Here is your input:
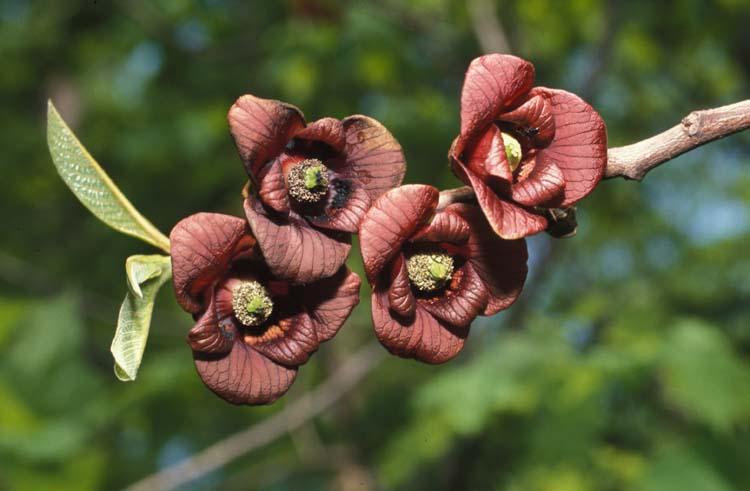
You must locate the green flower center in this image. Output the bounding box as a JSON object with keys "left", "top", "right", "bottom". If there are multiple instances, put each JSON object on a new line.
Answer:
{"left": 287, "top": 159, "right": 330, "bottom": 203}
{"left": 406, "top": 253, "right": 455, "bottom": 292}
{"left": 500, "top": 132, "right": 522, "bottom": 171}
{"left": 232, "top": 281, "right": 273, "bottom": 327}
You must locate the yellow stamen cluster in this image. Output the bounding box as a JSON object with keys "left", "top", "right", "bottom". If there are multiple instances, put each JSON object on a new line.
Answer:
{"left": 232, "top": 281, "right": 273, "bottom": 327}
{"left": 406, "top": 253, "right": 455, "bottom": 292}
{"left": 287, "top": 159, "right": 329, "bottom": 203}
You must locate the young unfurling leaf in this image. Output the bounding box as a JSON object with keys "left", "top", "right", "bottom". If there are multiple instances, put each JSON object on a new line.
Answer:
{"left": 111, "top": 255, "right": 172, "bottom": 381}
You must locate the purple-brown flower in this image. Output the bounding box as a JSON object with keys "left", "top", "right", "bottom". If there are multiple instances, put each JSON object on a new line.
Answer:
{"left": 449, "top": 54, "right": 608, "bottom": 239}
{"left": 170, "top": 212, "right": 361, "bottom": 405}
{"left": 228, "top": 94, "right": 407, "bottom": 284}
{"left": 359, "top": 185, "right": 528, "bottom": 364}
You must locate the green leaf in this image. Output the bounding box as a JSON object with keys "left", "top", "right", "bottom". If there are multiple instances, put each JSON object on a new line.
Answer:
{"left": 111, "top": 255, "right": 172, "bottom": 382}
{"left": 125, "top": 254, "right": 163, "bottom": 299}
{"left": 46, "top": 101, "right": 170, "bottom": 253}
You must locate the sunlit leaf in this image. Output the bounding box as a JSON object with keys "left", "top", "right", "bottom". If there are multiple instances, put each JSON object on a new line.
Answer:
{"left": 111, "top": 255, "right": 172, "bottom": 382}
{"left": 46, "top": 101, "right": 170, "bottom": 253}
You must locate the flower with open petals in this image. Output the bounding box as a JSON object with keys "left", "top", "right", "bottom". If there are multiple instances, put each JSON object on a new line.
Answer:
{"left": 449, "top": 54, "right": 607, "bottom": 239}
{"left": 170, "top": 212, "right": 361, "bottom": 405}
{"left": 228, "top": 94, "right": 406, "bottom": 284}
{"left": 359, "top": 185, "right": 528, "bottom": 363}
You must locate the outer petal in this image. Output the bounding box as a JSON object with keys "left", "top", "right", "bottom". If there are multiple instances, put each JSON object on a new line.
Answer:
{"left": 372, "top": 290, "right": 467, "bottom": 364}
{"left": 257, "top": 159, "right": 291, "bottom": 213}
{"left": 457, "top": 54, "right": 535, "bottom": 153}
{"left": 194, "top": 339, "right": 297, "bottom": 405}
{"left": 294, "top": 117, "right": 346, "bottom": 153}
{"left": 418, "top": 263, "right": 488, "bottom": 327}
{"left": 244, "top": 197, "right": 351, "bottom": 284}
{"left": 452, "top": 160, "right": 547, "bottom": 239}
{"left": 249, "top": 311, "right": 319, "bottom": 366}
{"left": 533, "top": 88, "right": 607, "bottom": 207}
{"left": 170, "top": 213, "right": 248, "bottom": 313}
{"left": 228, "top": 95, "right": 305, "bottom": 177}
{"left": 359, "top": 185, "right": 439, "bottom": 282}
{"left": 302, "top": 267, "right": 362, "bottom": 342}
{"left": 341, "top": 115, "right": 407, "bottom": 200}
{"left": 411, "top": 209, "right": 471, "bottom": 245}
{"left": 387, "top": 255, "right": 416, "bottom": 318}
{"left": 306, "top": 180, "right": 372, "bottom": 233}
{"left": 187, "top": 294, "right": 234, "bottom": 354}
{"left": 510, "top": 160, "right": 565, "bottom": 207}
{"left": 448, "top": 204, "right": 528, "bottom": 315}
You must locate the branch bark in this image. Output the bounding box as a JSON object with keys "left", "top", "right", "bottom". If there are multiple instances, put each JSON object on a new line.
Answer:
{"left": 605, "top": 99, "right": 750, "bottom": 180}
{"left": 123, "top": 342, "right": 386, "bottom": 491}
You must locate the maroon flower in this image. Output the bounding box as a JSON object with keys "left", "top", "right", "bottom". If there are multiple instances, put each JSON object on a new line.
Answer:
{"left": 359, "top": 185, "right": 528, "bottom": 364}
{"left": 170, "top": 212, "right": 361, "bottom": 405}
{"left": 228, "top": 94, "right": 407, "bottom": 284}
{"left": 449, "top": 54, "right": 608, "bottom": 239}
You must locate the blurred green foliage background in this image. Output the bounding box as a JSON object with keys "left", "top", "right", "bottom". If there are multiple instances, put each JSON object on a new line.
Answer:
{"left": 2, "top": 0, "right": 750, "bottom": 489}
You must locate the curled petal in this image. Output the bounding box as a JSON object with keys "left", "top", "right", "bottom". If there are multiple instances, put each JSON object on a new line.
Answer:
{"left": 418, "top": 263, "right": 488, "bottom": 327}
{"left": 341, "top": 115, "right": 407, "bottom": 200}
{"left": 510, "top": 160, "right": 565, "bottom": 207}
{"left": 453, "top": 161, "right": 547, "bottom": 239}
{"left": 249, "top": 311, "right": 319, "bottom": 366}
{"left": 228, "top": 95, "right": 305, "bottom": 177}
{"left": 457, "top": 54, "right": 535, "bottom": 154}
{"left": 257, "top": 159, "right": 291, "bottom": 213}
{"left": 411, "top": 209, "right": 471, "bottom": 245}
{"left": 244, "top": 197, "right": 351, "bottom": 284}
{"left": 170, "top": 213, "right": 248, "bottom": 313}
{"left": 187, "top": 294, "right": 234, "bottom": 354}
{"left": 194, "top": 339, "right": 297, "bottom": 405}
{"left": 294, "top": 117, "right": 346, "bottom": 153}
{"left": 448, "top": 204, "right": 528, "bottom": 315}
{"left": 463, "top": 125, "right": 513, "bottom": 183}
{"left": 388, "top": 255, "right": 416, "bottom": 318}
{"left": 306, "top": 180, "right": 372, "bottom": 233}
{"left": 499, "top": 94, "right": 556, "bottom": 147}
{"left": 532, "top": 88, "right": 608, "bottom": 207}
{"left": 359, "top": 185, "right": 439, "bottom": 282}
{"left": 303, "top": 267, "right": 362, "bottom": 342}
{"left": 372, "top": 290, "right": 467, "bottom": 364}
